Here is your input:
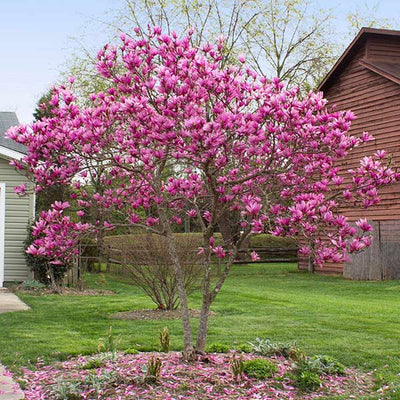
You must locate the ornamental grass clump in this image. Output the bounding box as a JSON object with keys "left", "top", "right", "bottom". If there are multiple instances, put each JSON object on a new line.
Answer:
{"left": 230, "top": 353, "right": 245, "bottom": 381}
{"left": 143, "top": 356, "right": 162, "bottom": 383}
{"left": 159, "top": 326, "right": 170, "bottom": 353}
{"left": 97, "top": 326, "right": 121, "bottom": 356}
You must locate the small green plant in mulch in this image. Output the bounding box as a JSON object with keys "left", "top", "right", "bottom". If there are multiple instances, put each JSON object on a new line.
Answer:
{"left": 243, "top": 358, "right": 277, "bottom": 379}
{"left": 51, "top": 379, "right": 82, "bottom": 400}
{"left": 124, "top": 347, "right": 139, "bottom": 355}
{"left": 294, "top": 370, "right": 322, "bottom": 391}
{"left": 292, "top": 354, "right": 345, "bottom": 391}
{"left": 206, "top": 342, "right": 231, "bottom": 353}
{"left": 249, "top": 338, "right": 303, "bottom": 360}
{"left": 81, "top": 358, "right": 104, "bottom": 370}
{"left": 80, "top": 352, "right": 116, "bottom": 370}
{"left": 21, "top": 280, "right": 46, "bottom": 291}
{"left": 83, "top": 370, "right": 119, "bottom": 394}
{"left": 311, "top": 354, "right": 346, "bottom": 375}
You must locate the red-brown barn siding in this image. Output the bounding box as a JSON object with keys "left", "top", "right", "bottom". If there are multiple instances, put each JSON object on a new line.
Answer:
{"left": 298, "top": 29, "right": 400, "bottom": 276}
{"left": 367, "top": 35, "right": 400, "bottom": 61}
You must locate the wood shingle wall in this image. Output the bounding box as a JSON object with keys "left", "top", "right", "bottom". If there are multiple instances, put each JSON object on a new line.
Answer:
{"left": 299, "top": 29, "right": 400, "bottom": 278}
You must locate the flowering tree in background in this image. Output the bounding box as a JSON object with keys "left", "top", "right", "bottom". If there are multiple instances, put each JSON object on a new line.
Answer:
{"left": 8, "top": 28, "right": 398, "bottom": 358}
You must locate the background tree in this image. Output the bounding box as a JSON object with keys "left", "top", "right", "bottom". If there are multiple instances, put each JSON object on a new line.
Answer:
{"left": 33, "top": 90, "right": 54, "bottom": 121}
{"left": 9, "top": 29, "right": 397, "bottom": 358}
{"left": 346, "top": 1, "right": 396, "bottom": 38}
{"left": 67, "top": 0, "right": 336, "bottom": 99}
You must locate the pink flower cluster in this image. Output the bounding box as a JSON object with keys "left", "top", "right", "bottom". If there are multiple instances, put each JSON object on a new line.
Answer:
{"left": 7, "top": 27, "right": 399, "bottom": 265}
{"left": 27, "top": 201, "right": 93, "bottom": 262}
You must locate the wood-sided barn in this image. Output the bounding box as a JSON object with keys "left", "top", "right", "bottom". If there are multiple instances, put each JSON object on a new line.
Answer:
{"left": 298, "top": 27, "right": 400, "bottom": 280}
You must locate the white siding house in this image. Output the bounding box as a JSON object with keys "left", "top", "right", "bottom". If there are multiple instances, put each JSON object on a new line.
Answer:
{"left": 0, "top": 112, "right": 34, "bottom": 286}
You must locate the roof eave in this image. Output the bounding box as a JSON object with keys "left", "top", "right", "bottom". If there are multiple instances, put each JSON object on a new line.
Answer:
{"left": 318, "top": 27, "right": 400, "bottom": 93}
{"left": 359, "top": 60, "right": 400, "bottom": 86}
{"left": 0, "top": 146, "right": 25, "bottom": 161}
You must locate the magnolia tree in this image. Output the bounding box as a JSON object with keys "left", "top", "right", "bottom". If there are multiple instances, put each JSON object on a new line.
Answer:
{"left": 8, "top": 28, "right": 398, "bottom": 358}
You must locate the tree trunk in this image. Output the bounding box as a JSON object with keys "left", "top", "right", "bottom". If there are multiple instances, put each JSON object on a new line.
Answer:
{"left": 195, "top": 265, "right": 212, "bottom": 353}
{"left": 218, "top": 209, "right": 241, "bottom": 247}
{"left": 308, "top": 243, "right": 315, "bottom": 273}
{"left": 47, "top": 264, "right": 62, "bottom": 294}
{"left": 308, "top": 256, "right": 315, "bottom": 273}
{"left": 195, "top": 294, "right": 211, "bottom": 353}
{"left": 161, "top": 214, "right": 195, "bottom": 359}
{"left": 195, "top": 234, "right": 214, "bottom": 353}
{"left": 196, "top": 250, "right": 239, "bottom": 353}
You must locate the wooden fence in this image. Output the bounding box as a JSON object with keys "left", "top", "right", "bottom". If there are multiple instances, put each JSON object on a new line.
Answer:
{"left": 235, "top": 247, "right": 298, "bottom": 263}
{"left": 344, "top": 220, "right": 400, "bottom": 280}
{"left": 66, "top": 243, "right": 298, "bottom": 286}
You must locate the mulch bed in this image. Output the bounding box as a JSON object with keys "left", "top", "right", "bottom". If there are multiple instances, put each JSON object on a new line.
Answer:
{"left": 111, "top": 309, "right": 216, "bottom": 320}
{"left": 19, "top": 352, "right": 376, "bottom": 400}
{"left": 13, "top": 286, "right": 114, "bottom": 296}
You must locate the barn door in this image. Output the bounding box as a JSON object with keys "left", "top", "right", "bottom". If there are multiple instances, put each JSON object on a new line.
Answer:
{"left": 0, "top": 183, "right": 5, "bottom": 287}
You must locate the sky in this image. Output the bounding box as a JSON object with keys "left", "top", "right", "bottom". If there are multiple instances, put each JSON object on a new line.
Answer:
{"left": 1, "top": 0, "right": 400, "bottom": 124}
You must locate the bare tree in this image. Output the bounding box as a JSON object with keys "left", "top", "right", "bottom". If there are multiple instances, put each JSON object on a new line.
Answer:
{"left": 244, "top": 0, "right": 337, "bottom": 89}
{"left": 64, "top": 0, "right": 337, "bottom": 96}
{"left": 346, "top": 1, "right": 396, "bottom": 38}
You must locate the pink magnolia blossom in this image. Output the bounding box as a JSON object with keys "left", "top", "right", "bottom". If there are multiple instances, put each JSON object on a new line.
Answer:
{"left": 14, "top": 183, "right": 26, "bottom": 195}
{"left": 251, "top": 251, "right": 260, "bottom": 261}
{"left": 6, "top": 27, "right": 398, "bottom": 268}
{"left": 355, "top": 218, "right": 373, "bottom": 232}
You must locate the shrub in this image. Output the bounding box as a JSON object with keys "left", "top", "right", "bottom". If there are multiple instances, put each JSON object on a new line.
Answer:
{"left": 24, "top": 225, "right": 71, "bottom": 287}
{"left": 206, "top": 343, "right": 231, "bottom": 353}
{"left": 243, "top": 358, "right": 277, "bottom": 379}
{"left": 104, "top": 233, "right": 203, "bottom": 310}
{"left": 249, "top": 234, "right": 297, "bottom": 249}
{"left": 124, "top": 348, "right": 139, "bottom": 355}
{"left": 235, "top": 343, "right": 252, "bottom": 353}
{"left": 21, "top": 280, "right": 46, "bottom": 291}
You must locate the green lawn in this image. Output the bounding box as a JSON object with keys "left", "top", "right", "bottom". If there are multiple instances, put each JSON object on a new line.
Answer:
{"left": 1, "top": 263, "right": 400, "bottom": 394}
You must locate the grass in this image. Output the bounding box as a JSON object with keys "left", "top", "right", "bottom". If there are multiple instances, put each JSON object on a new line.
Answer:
{"left": 1, "top": 263, "right": 400, "bottom": 395}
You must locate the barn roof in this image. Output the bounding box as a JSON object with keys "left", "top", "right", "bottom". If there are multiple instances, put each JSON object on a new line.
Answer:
{"left": 318, "top": 27, "right": 400, "bottom": 92}
{"left": 0, "top": 112, "right": 27, "bottom": 157}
